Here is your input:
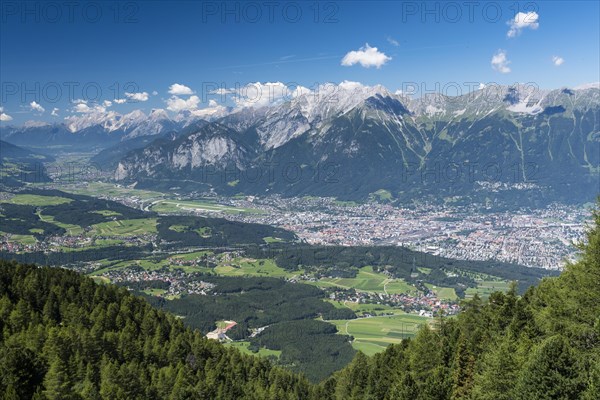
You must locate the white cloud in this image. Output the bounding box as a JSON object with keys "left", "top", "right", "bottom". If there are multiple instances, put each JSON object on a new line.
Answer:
{"left": 552, "top": 56, "right": 565, "bottom": 66}
{"left": 113, "top": 99, "right": 127, "bottom": 104}
{"left": 387, "top": 36, "right": 400, "bottom": 47}
{"left": 73, "top": 99, "right": 87, "bottom": 104}
{"left": 338, "top": 81, "right": 365, "bottom": 91}
{"left": 73, "top": 103, "right": 106, "bottom": 114}
{"left": 478, "top": 83, "right": 486, "bottom": 90}
{"left": 166, "top": 95, "right": 201, "bottom": 112}
{"left": 573, "top": 82, "right": 600, "bottom": 90}
{"left": 30, "top": 101, "right": 45, "bottom": 113}
{"left": 51, "top": 108, "right": 60, "bottom": 117}
{"left": 168, "top": 83, "right": 194, "bottom": 95}
{"left": 190, "top": 100, "right": 228, "bottom": 118}
{"left": 507, "top": 12, "right": 539, "bottom": 38}
{"left": 152, "top": 90, "right": 158, "bottom": 96}
{"left": 234, "top": 82, "right": 290, "bottom": 108}
{"left": 0, "top": 107, "right": 13, "bottom": 121}
{"left": 210, "top": 88, "right": 236, "bottom": 95}
{"left": 125, "top": 92, "right": 149, "bottom": 102}
{"left": 491, "top": 50, "right": 511, "bottom": 74}
{"left": 74, "top": 104, "right": 92, "bottom": 113}
{"left": 102, "top": 100, "right": 113, "bottom": 107}
{"left": 208, "top": 83, "right": 305, "bottom": 109}
{"left": 165, "top": 94, "right": 228, "bottom": 118}
{"left": 341, "top": 44, "right": 391, "bottom": 69}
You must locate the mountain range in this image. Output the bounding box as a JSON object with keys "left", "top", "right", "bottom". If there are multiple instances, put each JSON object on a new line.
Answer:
{"left": 2, "top": 82, "right": 599, "bottom": 204}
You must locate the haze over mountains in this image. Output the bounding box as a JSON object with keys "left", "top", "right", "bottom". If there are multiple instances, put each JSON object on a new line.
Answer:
{"left": 2, "top": 82, "right": 599, "bottom": 204}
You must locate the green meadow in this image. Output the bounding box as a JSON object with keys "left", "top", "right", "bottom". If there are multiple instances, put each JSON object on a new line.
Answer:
{"left": 330, "top": 312, "right": 431, "bottom": 356}
{"left": 312, "top": 266, "right": 418, "bottom": 294}
{"left": 465, "top": 280, "right": 512, "bottom": 298}
{"left": 424, "top": 284, "right": 459, "bottom": 301}
{"left": 214, "top": 257, "right": 302, "bottom": 279}
{"left": 88, "top": 218, "right": 157, "bottom": 236}
{"left": 4, "top": 194, "right": 73, "bottom": 206}
{"left": 224, "top": 341, "right": 282, "bottom": 359}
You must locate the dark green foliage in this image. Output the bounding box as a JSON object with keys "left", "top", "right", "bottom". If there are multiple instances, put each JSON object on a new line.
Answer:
{"left": 515, "top": 335, "right": 584, "bottom": 399}
{"left": 0, "top": 244, "right": 152, "bottom": 266}
{"left": 249, "top": 320, "right": 356, "bottom": 383}
{"left": 143, "top": 276, "right": 357, "bottom": 382}
{"left": 157, "top": 215, "right": 296, "bottom": 248}
{"left": 0, "top": 203, "right": 66, "bottom": 238}
{"left": 321, "top": 307, "right": 357, "bottom": 320}
{"left": 0, "top": 261, "right": 315, "bottom": 399}
{"left": 146, "top": 277, "right": 336, "bottom": 332}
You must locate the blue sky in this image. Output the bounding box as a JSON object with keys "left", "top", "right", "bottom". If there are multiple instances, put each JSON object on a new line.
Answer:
{"left": 1, "top": 0, "right": 599, "bottom": 124}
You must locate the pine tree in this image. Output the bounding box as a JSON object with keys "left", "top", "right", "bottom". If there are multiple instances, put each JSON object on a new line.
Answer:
{"left": 170, "top": 364, "right": 197, "bottom": 400}
{"left": 80, "top": 364, "right": 101, "bottom": 400}
{"left": 42, "top": 290, "right": 61, "bottom": 325}
{"left": 516, "top": 335, "right": 584, "bottom": 400}
{"left": 582, "top": 356, "right": 600, "bottom": 400}
{"left": 43, "top": 356, "right": 76, "bottom": 400}
{"left": 2, "top": 385, "right": 19, "bottom": 400}
{"left": 450, "top": 334, "right": 475, "bottom": 399}
{"left": 388, "top": 372, "right": 418, "bottom": 400}
{"left": 470, "top": 336, "right": 518, "bottom": 400}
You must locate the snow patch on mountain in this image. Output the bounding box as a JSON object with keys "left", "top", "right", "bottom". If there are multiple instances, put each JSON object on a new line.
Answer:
{"left": 244, "top": 81, "right": 392, "bottom": 149}
{"left": 574, "top": 82, "right": 600, "bottom": 90}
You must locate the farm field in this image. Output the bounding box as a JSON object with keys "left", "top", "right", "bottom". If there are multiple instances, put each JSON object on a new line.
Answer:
{"left": 62, "top": 182, "right": 165, "bottom": 201}
{"left": 214, "top": 257, "right": 302, "bottom": 279}
{"left": 37, "top": 213, "right": 84, "bottom": 235}
{"left": 2, "top": 194, "right": 73, "bottom": 206}
{"left": 326, "top": 301, "right": 404, "bottom": 316}
{"left": 88, "top": 218, "right": 157, "bottom": 236}
{"left": 93, "top": 210, "right": 122, "bottom": 217}
{"left": 142, "top": 288, "right": 167, "bottom": 296}
{"left": 0, "top": 232, "right": 37, "bottom": 245}
{"left": 465, "top": 280, "right": 512, "bottom": 298}
{"left": 263, "top": 236, "right": 284, "bottom": 243}
{"left": 88, "top": 258, "right": 170, "bottom": 276}
{"left": 169, "top": 251, "right": 213, "bottom": 261}
{"left": 224, "top": 341, "right": 282, "bottom": 359}
{"left": 424, "top": 284, "right": 458, "bottom": 301}
{"left": 329, "top": 312, "right": 431, "bottom": 356}
{"left": 88, "top": 254, "right": 290, "bottom": 280}
{"left": 313, "top": 266, "right": 418, "bottom": 294}
{"left": 90, "top": 276, "right": 110, "bottom": 284}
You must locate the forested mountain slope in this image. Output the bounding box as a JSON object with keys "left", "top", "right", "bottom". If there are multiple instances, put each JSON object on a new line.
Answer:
{"left": 0, "top": 261, "right": 315, "bottom": 399}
